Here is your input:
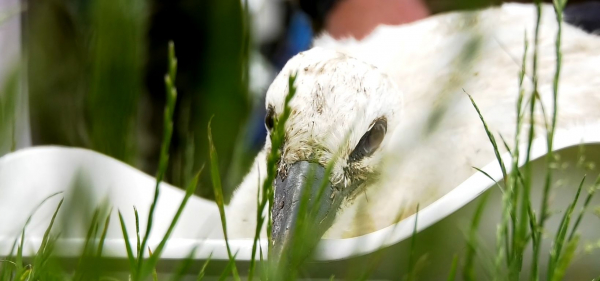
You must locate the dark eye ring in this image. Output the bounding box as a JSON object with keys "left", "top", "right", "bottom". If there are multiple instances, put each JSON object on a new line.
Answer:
{"left": 348, "top": 118, "right": 387, "bottom": 162}
{"left": 265, "top": 106, "right": 275, "bottom": 131}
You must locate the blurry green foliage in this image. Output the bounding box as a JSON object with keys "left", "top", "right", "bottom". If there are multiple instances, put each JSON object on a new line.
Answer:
{"left": 29, "top": 0, "right": 148, "bottom": 164}
{"left": 86, "top": 0, "right": 148, "bottom": 163}
{"left": 28, "top": 0, "right": 251, "bottom": 199}
{"left": 28, "top": 0, "right": 88, "bottom": 148}
{"left": 0, "top": 66, "right": 18, "bottom": 155}
{"left": 190, "top": 0, "right": 250, "bottom": 200}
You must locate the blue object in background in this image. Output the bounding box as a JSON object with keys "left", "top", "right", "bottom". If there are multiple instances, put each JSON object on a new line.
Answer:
{"left": 273, "top": 10, "right": 314, "bottom": 70}
{"left": 248, "top": 9, "right": 313, "bottom": 151}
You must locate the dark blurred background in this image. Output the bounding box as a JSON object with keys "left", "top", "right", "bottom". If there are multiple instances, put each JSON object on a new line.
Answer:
{"left": 22, "top": 0, "right": 596, "bottom": 201}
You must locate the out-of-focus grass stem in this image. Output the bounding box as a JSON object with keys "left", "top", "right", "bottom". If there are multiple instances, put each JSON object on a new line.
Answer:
{"left": 137, "top": 41, "right": 178, "bottom": 275}
{"left": 248, "top": 73, "right": 297, "bottom": 279}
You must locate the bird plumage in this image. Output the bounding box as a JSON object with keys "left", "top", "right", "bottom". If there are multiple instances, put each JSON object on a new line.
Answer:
{"left": 227, "top": 3, "right": 600, "bottom": 239}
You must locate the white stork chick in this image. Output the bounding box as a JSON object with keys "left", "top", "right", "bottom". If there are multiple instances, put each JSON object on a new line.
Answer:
{"left": 226, "top": 3, "right": 600, "bottom": 254}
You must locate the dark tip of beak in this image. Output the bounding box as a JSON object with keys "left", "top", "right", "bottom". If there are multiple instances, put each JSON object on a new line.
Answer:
{"left": 271, "top": 161, "right": 343, "bottom": 265}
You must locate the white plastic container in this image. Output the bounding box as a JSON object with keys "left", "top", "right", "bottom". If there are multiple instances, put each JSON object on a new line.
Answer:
{"left": 1, "top": 126, "right": 599, "bottom": 279}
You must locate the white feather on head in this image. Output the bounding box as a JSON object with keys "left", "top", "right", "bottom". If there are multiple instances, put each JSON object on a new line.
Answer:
{"left": 265, "top": 47, "right": 403, "bottom": 192}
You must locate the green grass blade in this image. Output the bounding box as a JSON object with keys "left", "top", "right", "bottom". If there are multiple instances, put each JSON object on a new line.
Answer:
{"left": 218, "top": 252, "right": 239, "bottom": 281}
{"left": 569, "top": 175, "right": 600, "bottom": 241}
{"left": 96, "top": 208, "right": 113, "bottom": 257}
{"left": 498, "top": 133, "right": 514, "bottom": 156}
{"left": 196, "top": 253, "right": 212, "bottom": 281}
{"left": 19, "top": 268, "right": 31, "bottom": 281}
{"left": 0, "top": 260, "right": 16, "bottom": 281}
{"left": 139, "top": 41, "right": 178, "bottom": 275}
{"left": 447, "top": 254, "right": 459, "bottom": 281}
{"left": 249, "top": 73, "right": 298, "bottom": 280}
{"left": 12, "top": 192, "right": 63, "bottom": 277}
{"left": 37, "top": 199, "right": 64, "bottom": 258}
{"left": 259, "top": 243, "right": 268, "bottom": 281}
{"left": 15, "top": 228, "right": 25, "bottom": 277}
{"left": 118, "top": 211, "right": 137, "bottom": 277}
{"left": 82, "top": 209, "right": 101, "bottom": 257}
{"left": 466, "top": 93, "right": 508, "bottom": 186}
{"left": 532, "top": 0, "right": 570, "bottom": 277}
{"left": 31, "top": 234, "right": 61, "bottom": 280}
{"left": 140, "top": 169, "right": 203, "bottom": 279}
{"left": 170, "top": 248, "right": 197, "bottom": 281}
{"left": 16, "top": 192, "right": 63, "bottom": 235}
{"left": 208, "top": 118, "right": 240, "bottom": 281}
{"left": 508, "top": 31, "right": 528, "bottom": 276}
{"left": 463, "top": 192, "right": 490, "bottom": 281}
{"left": 135, "top": 206, "right": 141, "bottom": 258}
{"left": 3, "top": 240, "right": 17, "bottom": 276}
{"left": 407, "top": 204, "right": 419, "bottom": 281}
{"left": 551, "top": 235, "right": 579, "bottom": 281}
{"left": 468, "top": 90, "right": 519, "bottom": 278}
{"left": 248, "top": 163, "right": 262, "bottom": 281}
{"left": 151, "top": 257, "right": 158, "bottom": 281}
{"left": 521, "top": 5, "right": 544, "bottom": 278}
{"left": 73, "top": 207, "right": 103, "bottom": 281}
{"left": 30, "top": 198, "right": 64, "bottom": 279}
{"left": 547, "top": 176, "right": 584, "bottom": 280}
{"left": 473, "top": 167, "right": 505, "bottom": 193}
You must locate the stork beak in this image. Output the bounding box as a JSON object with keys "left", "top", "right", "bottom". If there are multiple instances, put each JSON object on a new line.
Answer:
{"left": 271, "top": 161, "right": 343, "bottom": 264}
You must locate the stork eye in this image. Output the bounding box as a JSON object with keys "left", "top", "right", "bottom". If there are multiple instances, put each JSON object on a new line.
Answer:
{"left": 349, "top": 119, "right": 387, "bottom": 162}
{"left": 265, "top": 106, "right": 275, "bottom": 131}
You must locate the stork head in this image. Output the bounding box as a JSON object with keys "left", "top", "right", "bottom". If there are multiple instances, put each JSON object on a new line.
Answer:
{"left": 264, "top": 47, "right": 403, "bottom": 262}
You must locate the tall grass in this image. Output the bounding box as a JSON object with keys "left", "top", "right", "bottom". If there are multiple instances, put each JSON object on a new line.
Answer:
{"left": 246, "top": 73, "right": 297, "bottom": 281}
{"left": 208, "top": 117, "right": 241, "bottom": 281}
{"left": 117, "top": 41, "right": 204, "bottom": 281}
{"left": 0, "top": 41, "right": 202, "bottom": 281}
{"left": 465, "top": 1, "right": 599, "bottom": 280}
